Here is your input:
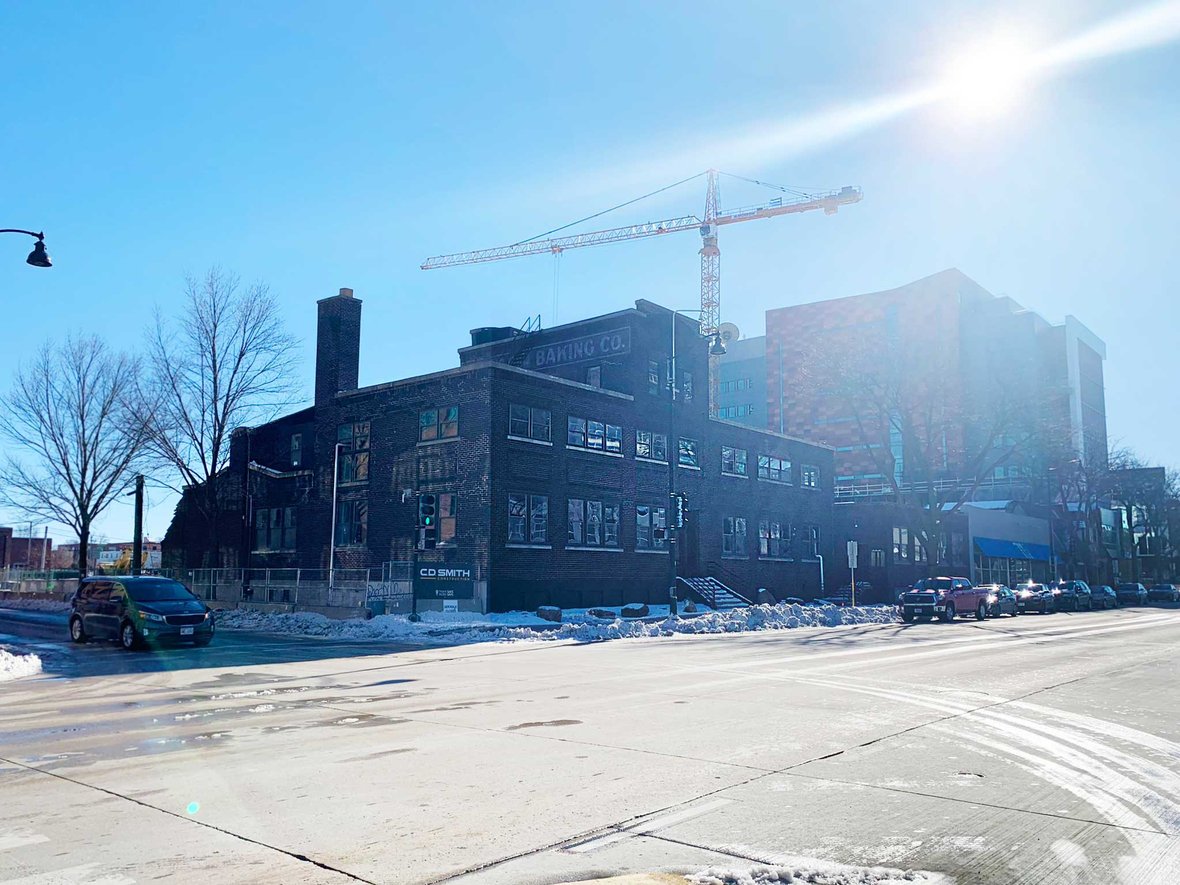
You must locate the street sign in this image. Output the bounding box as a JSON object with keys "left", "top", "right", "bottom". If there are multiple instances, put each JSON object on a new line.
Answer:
{"left": 846, "top": 540, "right": 858, "bottom": 569}
{"left": 413, "top": 563, "right": 475, "bottom": 599}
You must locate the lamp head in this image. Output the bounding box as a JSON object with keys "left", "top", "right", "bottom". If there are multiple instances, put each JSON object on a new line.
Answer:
{"left": 708, "top": 334, "right": 727, "bottom": 356}
{"left": 26, "top": 236, "right": 51, "bottom": 268}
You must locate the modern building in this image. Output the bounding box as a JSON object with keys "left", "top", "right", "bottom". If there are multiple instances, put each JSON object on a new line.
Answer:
{"left": 164, "top": 289, "right": 836, "bottom": 612}
{"left": 714, "top": 327, "right": 765, "bottom": 427}
{"left": 761, "top": 268, "right": 1108, "bottom": 489}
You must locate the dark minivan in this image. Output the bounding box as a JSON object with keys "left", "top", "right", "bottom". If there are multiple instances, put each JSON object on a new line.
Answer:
{"left": 70, "top": 576, "right": 214, "bottom": 650}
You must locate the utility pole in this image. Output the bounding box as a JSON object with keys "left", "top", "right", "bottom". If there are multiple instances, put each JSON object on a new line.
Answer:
{"left": 131, "top": 474, "right": 144, "bottom": 576}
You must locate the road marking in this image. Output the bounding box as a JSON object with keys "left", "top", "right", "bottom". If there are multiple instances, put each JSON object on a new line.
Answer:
{"left": 0, "top": 831, "right": 49, "bottom": 852}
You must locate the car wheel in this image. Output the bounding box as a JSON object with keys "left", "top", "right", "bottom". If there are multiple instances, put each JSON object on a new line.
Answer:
{"left": 119, "top": 621, "right": 143, "bottom": 651}
{"left": 69, "top": 615, "right": 87, "bottom": 643}
{"left": 902, "top": 612, "right": 914, "bottom": 623}
{"left": 976, "top": 602, "right": 987, "bottom": 621}
{"left": 941, "top": 603, "right": 955, "bottom": 623}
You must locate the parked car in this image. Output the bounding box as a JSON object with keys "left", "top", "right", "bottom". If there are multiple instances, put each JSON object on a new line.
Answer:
{"left": 1147, "top": 583, "right": 1180, "bottom": 604}
{"left": 1052, "top": 580, "right": 1093, "bottom": 612}
{"left": 781, "top": 597, "right": 806, "bottom": 606}
{"left": 1091, "top": 585, "right": 1119, "bottom": 610}
{"left": 900, "top": 576, "right": 990, "bottom": 622}
{"left": 1013, "top": 582, "right": 1055, "bottom": 614}
{"left": 70, "top": 576, "right": 214, "bottom": 651}
{"left": 978, "top": 584, "right": 1017, "bottom": 617}
{"left": 1115, "top": 582, "right": 1149, "bottom": 605}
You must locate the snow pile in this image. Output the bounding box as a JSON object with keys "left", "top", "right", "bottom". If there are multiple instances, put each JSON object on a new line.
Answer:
{"left": 687, "top": 862, "right": 939, "bottom": 884}
{"left": 0, "top": 596, "right": 71, "bottom": 612}
{"left": 0, "top": 648, "right": 43, "bottom": 682}
{"left": 216, "top": 602, "right": 897, "bottom": 645}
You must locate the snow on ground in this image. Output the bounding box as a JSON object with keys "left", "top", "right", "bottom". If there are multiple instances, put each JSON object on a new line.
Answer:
{"left": 686, "top": 861, "right": 945, "bottom": 884}
{"left": 0, "top": 648, "right": 43, "bottom": 682}
{"left": 216, "top": 602, "right": 898, "bottom": 645}
{"left": 0, "top": 596, "right": 71, "bottom": 612}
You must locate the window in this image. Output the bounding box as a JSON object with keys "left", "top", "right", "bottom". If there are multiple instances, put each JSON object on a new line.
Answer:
{"left": 419, "top": 407, "right": 458, "bottom": 442}
{"left": 723, "top": 516, "right": 748, "bottom": 556}
{"left": 568, "top": 499, "right": 619, "bottom": 547}
{"left": 586, "top": 366, "right": 602, "bottom": 388}
{"left": 337, "top": 421, "right": 370, "bottom": 484}
{"left": 758, "top": 519, "right": 787, "bottom": 558}
{"left": 290, "top": 433, "right": 302, "bottom": 468}
{"left": 438, "top": 493, "right": 457, "bottom": 545}
{"left": 682, "top": 371, "right": 693, "bottom": 401}
{"left": 568, "top": 415, "right": 622, "bottom": 452}
{"left": 758, "top": 455, "right": 790, "bottom": 482}
{"left": 508, "top": 493, "right": 548, "bottom": 544}
{"left": 648, "top": 359, "right": 661, "bottom": 396}
{"left": 636, "top": 504, "right": 667, "bottom": 549}
{"left": 871, "top": 548, "right": 886, "bottom": 567}
{"left": 914, "top": 536, "right": 929, "bottom": 562}
{"left": 254, "top": 507, "right": 297, "bottom": 551}
{"left": 722, "top": 445, "right": 748, "bottom": 476}
{"left": 335, "top": 500, "right": 367, "bottom": 546}
{"left": 801, "top": 464, "right": 820, "bottom": 488}
{"left": 678, "top": 437, "right": 699, "bottom": 468}
{"left": 893, "top": 526, "right": 910, "bottom": 561}
{"left": 736, "top": 405, "right": 748, "bottom": 417}
{"left": 510, "top": 404, "right": 552, "bottom": 442}
{"left": 636, "top": 430, "right": 668, "bottom": 461}
{"left": 803, "top": 525, "right": 820, "bottom": 559}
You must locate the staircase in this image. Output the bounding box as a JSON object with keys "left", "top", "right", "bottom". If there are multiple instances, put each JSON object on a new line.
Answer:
{"left": 677, "top": 576, "right": 752, "bottom": 611}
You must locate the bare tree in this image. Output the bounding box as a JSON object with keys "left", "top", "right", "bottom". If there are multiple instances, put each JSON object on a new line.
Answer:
{"left": 146, "top": 268, "right": 299, "bottom": 566}
{"left": 800, "top": 332, "right": 1060, "bottom": 572}
{"left": 0, "top": 336, "right": 149, "bottom": 577}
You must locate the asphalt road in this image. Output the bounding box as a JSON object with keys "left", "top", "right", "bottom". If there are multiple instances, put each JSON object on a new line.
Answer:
{"left": 3, "top": 605, "right": 1180, "bottom": 884}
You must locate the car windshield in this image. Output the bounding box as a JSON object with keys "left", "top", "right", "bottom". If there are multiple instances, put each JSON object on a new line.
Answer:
{"left": 916, "top": 578, "right": 953, "bottom": 591}
{"left": 123, "top": 579, "right": 195, "bottom": 603}
{"left": 1018, "top": 584, "right": 1045, "bottom": 593}
{"left": 1117, "top": 585, "right": 1141, "bottom": 591}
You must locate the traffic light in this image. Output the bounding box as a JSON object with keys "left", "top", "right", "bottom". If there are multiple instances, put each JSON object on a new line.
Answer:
{"left": 418, "top": 494, "right": 438, "bottom": 549}
{"left": 672, "top": 491, "right": 687, "bottom": 529}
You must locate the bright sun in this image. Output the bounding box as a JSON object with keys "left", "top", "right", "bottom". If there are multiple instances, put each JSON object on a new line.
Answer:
{"left": 941, "top": 35, "right": 1037, "bottom": 119}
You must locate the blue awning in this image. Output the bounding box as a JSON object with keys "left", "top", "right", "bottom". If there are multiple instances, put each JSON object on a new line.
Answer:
{"left": 974, "top": 537, "right": 1052, "bottom": 562}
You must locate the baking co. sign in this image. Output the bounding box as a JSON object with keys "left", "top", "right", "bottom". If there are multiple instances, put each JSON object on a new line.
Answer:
{"left": 413, "top": 564, "right": 475, "bottom": 599}
{"left": 519, "top": 328, "right": 630, "bottom": 369}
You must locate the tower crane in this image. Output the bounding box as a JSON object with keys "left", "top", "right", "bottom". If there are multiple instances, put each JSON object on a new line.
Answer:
{"left": 421, "top": 169, "right": 862, "bottom": 411}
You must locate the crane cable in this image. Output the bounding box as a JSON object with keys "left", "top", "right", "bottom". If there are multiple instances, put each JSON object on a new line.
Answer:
{"left": 512, "top": 171, "right": 708, "bottom": 247}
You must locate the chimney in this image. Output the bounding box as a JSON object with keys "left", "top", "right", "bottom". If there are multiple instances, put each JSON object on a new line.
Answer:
{"left": 315, "top": 287, "right": 362, "bottom": 406}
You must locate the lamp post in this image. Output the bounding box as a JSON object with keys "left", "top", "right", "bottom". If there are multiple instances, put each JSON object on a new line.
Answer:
{"left": 666, "top": 307, "right": 726, "bottom": 616}
{"left": 1, "top": 229, "right": 52, "bottom": 267}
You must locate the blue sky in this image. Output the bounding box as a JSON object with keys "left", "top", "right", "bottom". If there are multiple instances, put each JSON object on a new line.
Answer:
{"left": 1, "top": 0, "right": 1177, "bottom": 542}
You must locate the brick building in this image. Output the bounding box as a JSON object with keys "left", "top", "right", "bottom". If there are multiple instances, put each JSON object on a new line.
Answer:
{"left": 164, "top": 289, "right": 835, "bottom": 612}
{"left": 0, "top": 527, "right": 53, "bottom": 569}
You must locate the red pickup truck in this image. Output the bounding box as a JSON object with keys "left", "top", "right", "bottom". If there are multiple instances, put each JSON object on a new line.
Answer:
{"left": 900, "top": 576, "right": 991, "bottom": 622}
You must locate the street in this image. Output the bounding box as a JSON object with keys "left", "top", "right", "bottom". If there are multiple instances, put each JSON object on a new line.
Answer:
{"left": 3, "top": 606, "right": 1180, "bottom": 884}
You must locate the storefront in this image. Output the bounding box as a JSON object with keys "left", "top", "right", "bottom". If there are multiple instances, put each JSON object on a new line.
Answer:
{"left": 972, "top": 537, "right": 1053, "bottom": 586}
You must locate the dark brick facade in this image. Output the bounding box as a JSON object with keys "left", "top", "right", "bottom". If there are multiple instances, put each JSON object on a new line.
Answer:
{"left": 164, "top": 293, "right": 835, "bottom": 612}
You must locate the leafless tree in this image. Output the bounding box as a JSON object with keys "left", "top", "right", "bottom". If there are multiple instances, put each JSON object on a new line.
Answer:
{"left": 800, "top": 332, "right": 1060, "bottom": 571}
{"left": 145, "top": 268, "right": 299, "bottom": 566}
{"left": 0, "top": 336, "right": 149, "bottom": 577}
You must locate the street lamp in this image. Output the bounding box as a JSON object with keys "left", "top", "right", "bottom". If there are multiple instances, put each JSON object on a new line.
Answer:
{"left": 666, "top": 307, "right": 725, "bottom": 617}
{"left": 1, "top": 229, "right": 52, "bottom": 267}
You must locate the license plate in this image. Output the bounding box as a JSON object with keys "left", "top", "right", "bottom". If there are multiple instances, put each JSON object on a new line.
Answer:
{"left": 180, "top": 626, "right": 194, "bottom": 636}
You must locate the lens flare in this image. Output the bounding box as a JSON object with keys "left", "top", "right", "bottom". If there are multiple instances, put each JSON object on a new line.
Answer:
{"left": 186, "top": 801, "right": 200, "bottom": 815}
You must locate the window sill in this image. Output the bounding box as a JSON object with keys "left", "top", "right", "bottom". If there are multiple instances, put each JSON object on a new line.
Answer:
{"left": 564, "top": 546, "right": 623, "bottom": 553}
{"left": 567, "top": 445, "right": 624, "bottom": 458}
{"left": 505, "top": 543, "right": 552, "bottom": 550}
{"left": 801, "top": 486, "right": 821, "bottom": 491}
{"left": 759, "top": 556, "right": 795, "bottom": 563}
{"left": 635, "top": 548, "right": 669, "bottom": 555}
{"left": 677, "top": 463, "right": 701, "bottom": 471}
{"left": 635, "top": 456, "right": 668, "bottom": 466}
{"left": 721, "top": 472, "right": 749, "bottom": 479}
{"left": 337, "top": 481, "right": 369, "bottom": 487}
{"left": 417, "top": 437, "right": 460, "bottom": 447}
{"left": 507, "top": 435, "right": 553, "bottom": 447}
{"left": 251, "top": 549, "right": 298, "bottom": 554}
{"left": 758, "top": 477, "right": 793, "bottom": 486}
{"left": 721, "top": 554, "right": 748, "bottom": 561}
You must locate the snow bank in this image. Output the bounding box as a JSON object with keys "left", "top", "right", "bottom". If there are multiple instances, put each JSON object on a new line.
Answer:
{"left": 687, "top": 861, "right": 941, "bottom": 884}
{"left": 0, "top": 648, "right": 43, "bottom": 682}
{"left": 216, "top": 602, "right": 897, "bottom": 645}
{"left": 0, "top": 596, "right": 71, "bottom": 612}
